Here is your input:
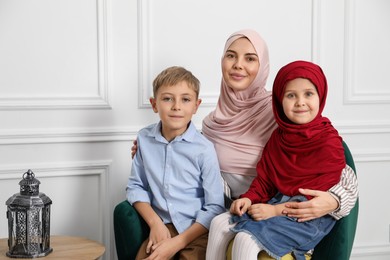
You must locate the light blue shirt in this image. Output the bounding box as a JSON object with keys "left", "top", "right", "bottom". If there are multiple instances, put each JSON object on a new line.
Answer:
{"left": 126, "top": 121, "right": 225, "bottom": 233}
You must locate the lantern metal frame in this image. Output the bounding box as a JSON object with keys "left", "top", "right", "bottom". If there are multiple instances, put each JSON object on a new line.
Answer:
{"left": 6, "top": 169, "right": 53, "bottom": 258}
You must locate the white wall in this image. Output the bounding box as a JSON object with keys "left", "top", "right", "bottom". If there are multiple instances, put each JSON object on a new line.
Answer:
{"left": 0, "top": 0, "right": 389, "bottom": 259}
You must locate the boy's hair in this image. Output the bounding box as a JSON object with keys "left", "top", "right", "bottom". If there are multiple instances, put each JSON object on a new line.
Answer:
{"left": 152, "top": 66, "right": 200, "bottom": 98}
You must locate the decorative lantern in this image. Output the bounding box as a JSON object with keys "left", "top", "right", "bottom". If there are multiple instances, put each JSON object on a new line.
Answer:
{"left": 6, "top": 169, "right": 53, "bottom": 258}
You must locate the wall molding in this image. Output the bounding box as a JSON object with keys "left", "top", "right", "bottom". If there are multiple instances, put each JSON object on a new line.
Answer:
{"left": 0, "top": 127, "right": 137, "bottom": 145}
{"left": 0, "top": 95, "right": 111, "bottom": 110}
{"left": 335, "top": 121, "right": 390, "bottom": 134}
{"left": 343, "top": 0, "right": 390, "bottom": 104}
{"left": 0, "top": 161, "right": 111, "bottom": 260}
{"left": 351, "top": 243, "right": 390, "bottom": 258}
{"left": 0, "top": 0, "right": 111, "bottom": 111}
{"left": 311, "top": 0, "right": 322, "bottom": 64}
{"left": 2, "top": 122, "right": 390, "bottom": 145}
{"left": 1, "top": 124, "right": 390, "bottom": 164}
{"left": 137, "top": 0, "right": 151, "bottom": 108}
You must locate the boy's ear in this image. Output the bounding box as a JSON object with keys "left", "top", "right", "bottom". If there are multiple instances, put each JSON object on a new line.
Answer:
{"left": 149, "top": 97, "right": 158, "bottom": 113}
{"left": 193, "top": 98, "right": 202, "bottom": 114}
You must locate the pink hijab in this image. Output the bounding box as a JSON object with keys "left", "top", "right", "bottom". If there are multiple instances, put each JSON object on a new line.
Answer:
{"left": 202, "top": 29, "right": 277, "bottom": 177}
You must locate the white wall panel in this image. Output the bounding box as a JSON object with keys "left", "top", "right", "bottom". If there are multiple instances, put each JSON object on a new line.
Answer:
{"left": 138, "top": 0, "right": 314, "bottom": 108}
{"left": 0, "top": 0, "right": 110, "bottom": 110}
{"left": 344, "top": 0, "right": 390, "bottom": 104}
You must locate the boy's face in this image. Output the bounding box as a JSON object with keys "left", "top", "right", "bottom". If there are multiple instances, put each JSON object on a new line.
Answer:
{"left": 282, "top": 78, "right": 320, "bottom": 125}
{"left": 150, "top": 81, "right": 201, "bottom": 141}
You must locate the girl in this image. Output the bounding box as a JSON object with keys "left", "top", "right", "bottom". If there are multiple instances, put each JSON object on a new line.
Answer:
{"left": 206, "top": 60, "right": 358, "bottom": 260}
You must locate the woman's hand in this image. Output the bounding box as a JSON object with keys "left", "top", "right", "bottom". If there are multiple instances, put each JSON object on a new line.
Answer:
{"left": 131, "top": 139, "right": 138, "bottom": 159}
{"left": 282, "top": 188, "right": 338, "bottom": 222}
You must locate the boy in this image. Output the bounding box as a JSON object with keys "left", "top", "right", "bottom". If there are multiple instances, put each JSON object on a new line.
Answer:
{"left": 126, "top": 66, "right": 225, "bottom": 260}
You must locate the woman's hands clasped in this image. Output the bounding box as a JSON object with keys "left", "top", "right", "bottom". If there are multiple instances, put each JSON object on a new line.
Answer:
{"left": 282, "top": 188, "right": 338, "bottom": 222}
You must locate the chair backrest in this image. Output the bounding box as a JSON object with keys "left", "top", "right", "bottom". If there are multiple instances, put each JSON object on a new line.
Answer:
{"left": 311, "top": 141, "right": 359, "bottom": 260}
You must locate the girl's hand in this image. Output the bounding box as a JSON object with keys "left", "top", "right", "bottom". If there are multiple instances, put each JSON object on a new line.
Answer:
{"left": 282, "top": 188, "right": 338, "bottom": 222}
{"left": 248, "top": 203, "right": 282, "bottom": 221}
{"left": 230, "top": 198, "right": 251, "bottom": 216}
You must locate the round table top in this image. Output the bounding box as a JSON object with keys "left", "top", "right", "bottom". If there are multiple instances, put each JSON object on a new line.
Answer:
{"left": 0, "top": 235, "right": 105, "bottom": 260}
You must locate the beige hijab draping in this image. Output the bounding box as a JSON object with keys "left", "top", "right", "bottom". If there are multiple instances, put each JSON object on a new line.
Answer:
{"left": 202, "top": 29, "right": 277, "bottom": 177}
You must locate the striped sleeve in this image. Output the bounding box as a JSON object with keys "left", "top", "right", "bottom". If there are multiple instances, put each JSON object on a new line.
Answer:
{"left": 223, "top": 176, "right": 231, "bottom": 199}
{"left": 328, "top": 165, "right": 359, "bottom": 220}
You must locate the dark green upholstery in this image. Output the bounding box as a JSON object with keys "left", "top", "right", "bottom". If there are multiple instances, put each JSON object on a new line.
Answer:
{"left": 114, "top": 141, "right": 358, "bottom": 260}
{"left": 114, "top": 201, "right": 149, "bottom": 260}
{"left": 311, "top": 141, "right": 358, "bottom": 260}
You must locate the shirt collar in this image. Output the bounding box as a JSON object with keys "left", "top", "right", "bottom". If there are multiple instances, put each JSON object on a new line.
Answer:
{"left": 150, "top": 121, "right": 197, "bottom": 143}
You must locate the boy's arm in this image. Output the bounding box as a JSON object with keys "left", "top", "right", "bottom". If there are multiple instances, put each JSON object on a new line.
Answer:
{"left": 133, "top": 202, "right": 166, "bottom": 232}
{"left": 194, "top": 145, "right": 225, "bottom": 229}
{"left": 172, "top": 222, "right": 208, "bottom": 250}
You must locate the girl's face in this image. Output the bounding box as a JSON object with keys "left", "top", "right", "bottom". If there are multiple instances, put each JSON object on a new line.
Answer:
{"left": 222, "top": 37, "right": 260, "bottom": 91}
{"left": 282, "top": 78, "right": 320, "bottom": 125}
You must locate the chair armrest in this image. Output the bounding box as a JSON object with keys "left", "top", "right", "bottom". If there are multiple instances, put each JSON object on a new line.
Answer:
{"left": 113, "top": 200, "right": 149, "bottom": 260}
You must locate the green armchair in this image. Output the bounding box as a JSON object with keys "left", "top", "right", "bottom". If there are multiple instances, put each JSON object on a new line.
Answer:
{"left": 114, "top": 141, "right": 358, "bottom": 260}
{"left": 310, "top": 141, "right": 359, "bottom": 260}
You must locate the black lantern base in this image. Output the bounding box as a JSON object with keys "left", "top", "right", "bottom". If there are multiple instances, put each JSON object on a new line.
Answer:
{"left": 6, "top": 246, "right": 53, "bottom": 258}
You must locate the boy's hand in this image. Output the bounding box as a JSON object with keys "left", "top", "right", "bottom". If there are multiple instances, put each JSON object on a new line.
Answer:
{"left": 230, "top": 197, "right": 251, "bottom": 216}
{"left": 143, "top": 236, "right": 181, "bottom": 260}
{"left": 147, "top": 221, "right": 171, "bottom": 254}
{"left": 248, "top": 203, "right": 283, "bottom": 221}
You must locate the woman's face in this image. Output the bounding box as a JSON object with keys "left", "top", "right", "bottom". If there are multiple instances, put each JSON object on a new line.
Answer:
{"left": 222, "top": 37, "right": 260, "bottom": 91}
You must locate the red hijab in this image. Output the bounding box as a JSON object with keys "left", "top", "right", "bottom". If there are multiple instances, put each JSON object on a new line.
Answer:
{"left": 242, "top": 61, "right": 345, "bottom": 202}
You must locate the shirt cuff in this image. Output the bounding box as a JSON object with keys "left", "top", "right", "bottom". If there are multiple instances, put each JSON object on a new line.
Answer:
{"left": 328, "top": 190, "right": 342, "bottom": 220}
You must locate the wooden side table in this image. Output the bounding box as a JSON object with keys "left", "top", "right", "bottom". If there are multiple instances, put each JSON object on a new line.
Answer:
{"left": 0, "top": 236, "right": 105, "bottom": 260}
